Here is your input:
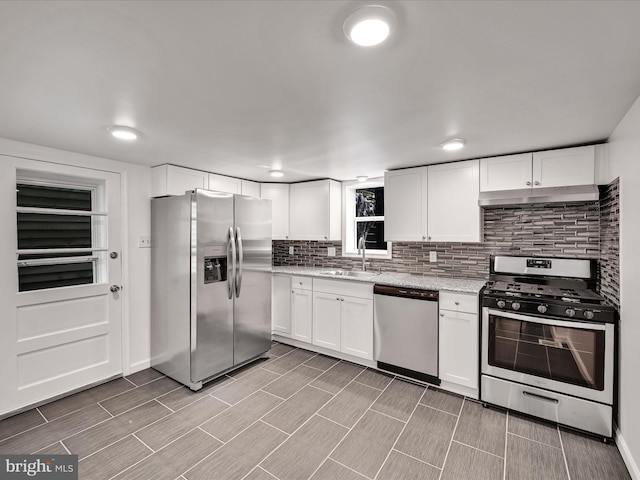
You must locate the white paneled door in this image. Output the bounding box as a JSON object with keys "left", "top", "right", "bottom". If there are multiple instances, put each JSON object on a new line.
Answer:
{"left": 0, "top": 156, "right": 123, "bottom": 416}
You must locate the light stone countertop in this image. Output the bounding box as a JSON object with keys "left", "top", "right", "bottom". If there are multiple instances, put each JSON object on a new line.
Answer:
{"left": 271, "top": 266, "right": 486, "bottom": 294}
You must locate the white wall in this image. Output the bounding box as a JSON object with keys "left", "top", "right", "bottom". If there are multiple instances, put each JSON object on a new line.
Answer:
{"left": 0, "top": 137, "right": 152, "bottom": 375}
{"left": 606, "top": 96, "right": 640, "bottom": 479}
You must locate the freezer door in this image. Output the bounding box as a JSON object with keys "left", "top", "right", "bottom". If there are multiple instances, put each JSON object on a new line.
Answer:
{"left": 192, "top": 189, "right": 235, "bottom": 383}
{"left": 233, "top": 195, "right": 272, "bottom": 365}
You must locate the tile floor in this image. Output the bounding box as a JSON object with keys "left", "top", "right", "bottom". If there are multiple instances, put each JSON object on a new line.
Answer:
{"left": 0, "top": 343, "right": 631, "bottom": 480}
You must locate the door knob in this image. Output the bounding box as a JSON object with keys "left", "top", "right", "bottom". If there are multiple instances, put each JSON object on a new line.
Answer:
{"left": 110, "top": 285, "right": 121, "bottom": 293}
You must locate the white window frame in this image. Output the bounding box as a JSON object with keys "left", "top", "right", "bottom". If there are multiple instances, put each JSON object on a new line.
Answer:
{"left": 342, "top": 177, "right": 392, "bottom": 259}
{"left": 16, "top": 169, "right": 109, "bottom": 290}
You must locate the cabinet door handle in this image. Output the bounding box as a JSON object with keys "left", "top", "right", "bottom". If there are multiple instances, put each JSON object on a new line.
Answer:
{"left": 336, "top": 297, "right": 340, "bottom": 301}
{"left": 340, "top": 298, "right": 344, "bottom": 301}
{"left": 526, "top": 181, "right": 532, "bottom": 186}
{"left": 455, "top": 301, "right": 460, "bottom": 305}
{"left": 440, "top": 313, "right": 445, "bottom": 317}
{"left": 534, "top": 181, "right": 541, "bottom": 186}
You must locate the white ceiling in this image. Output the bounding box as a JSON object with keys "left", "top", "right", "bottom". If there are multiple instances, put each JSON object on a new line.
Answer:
{"left": 1, "top": 0, "right": 640, "bottom": 183}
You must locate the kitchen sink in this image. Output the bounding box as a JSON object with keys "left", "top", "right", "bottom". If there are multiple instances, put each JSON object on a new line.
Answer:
{"left": 320, "top": 269, "right": 379, "bottom": 279}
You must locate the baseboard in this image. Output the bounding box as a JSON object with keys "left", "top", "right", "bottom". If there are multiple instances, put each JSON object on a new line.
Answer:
{"left": 271, "top": 335, "right": 376, "bottom": 368}
{"left": 129, "top": 358, "right": 151, "bottom": 375}
{"left": 617, "top": 427, "right": 640, "bottom": 480}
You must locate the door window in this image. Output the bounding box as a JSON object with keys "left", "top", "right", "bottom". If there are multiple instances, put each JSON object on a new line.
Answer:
{"left": 16, "top": 178, "right": 108, "bottom": 291}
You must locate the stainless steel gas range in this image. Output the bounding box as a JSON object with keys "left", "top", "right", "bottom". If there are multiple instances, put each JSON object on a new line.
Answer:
{"left": 481, "top": 255, "right": 617, "bottom": 439}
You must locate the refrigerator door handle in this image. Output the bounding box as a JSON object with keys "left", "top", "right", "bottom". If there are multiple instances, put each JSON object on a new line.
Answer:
{"left": 235, "top": 227, "right": 243, "bottom": 298}
{"left": 227, "top": 226, "right": 236, "bottom": 299}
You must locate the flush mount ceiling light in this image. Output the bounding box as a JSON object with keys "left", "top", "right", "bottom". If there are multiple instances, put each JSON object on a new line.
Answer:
{"left": 269, "top": 170, "right": 284, "bottom": 178}
{"left": 356, "top": 175, "right": 368, "bottom": 182}
{"left": 440, "top": 138, "right": 466, "bottom": 151}
{"left": 108, "top": 125, "right": 140, "bottom": 140}
{"left": 343, "top": 5, "right": 397, "bottom": 47}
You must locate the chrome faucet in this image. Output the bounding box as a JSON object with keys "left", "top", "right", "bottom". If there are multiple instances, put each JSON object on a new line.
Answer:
{"left": 357, "top": 235, "right": 366, "bottom": 271}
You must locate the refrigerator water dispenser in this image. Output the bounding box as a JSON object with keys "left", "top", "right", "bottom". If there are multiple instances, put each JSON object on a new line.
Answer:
{"left": 204, "top": 256, "right": 226, "bottom": 283}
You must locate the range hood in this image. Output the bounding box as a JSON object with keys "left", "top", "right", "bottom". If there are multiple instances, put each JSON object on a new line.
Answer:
{"left": 478, "top": 184, "right": 600, "bottom": 207}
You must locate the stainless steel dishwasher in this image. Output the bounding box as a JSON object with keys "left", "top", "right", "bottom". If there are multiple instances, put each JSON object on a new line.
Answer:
{"left": 373, "top": 285, "right": 439, "bottom": 384}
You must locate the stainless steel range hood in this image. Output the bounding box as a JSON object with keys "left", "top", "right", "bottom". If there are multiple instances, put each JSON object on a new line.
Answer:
{"left": 478, "top": 184, "right": 600, "bottom": 207}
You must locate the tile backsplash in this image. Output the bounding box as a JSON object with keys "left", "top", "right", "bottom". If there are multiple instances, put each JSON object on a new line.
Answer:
{"left": 598, "top": 179, "right": 620, "bottom": 310}
{"left": 273, "top": 179, "right": 620, "bottom": 307}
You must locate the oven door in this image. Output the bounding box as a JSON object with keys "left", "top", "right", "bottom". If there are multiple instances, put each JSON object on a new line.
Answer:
{"left": 482, "top": 308, "right": 614, "bottom": 405}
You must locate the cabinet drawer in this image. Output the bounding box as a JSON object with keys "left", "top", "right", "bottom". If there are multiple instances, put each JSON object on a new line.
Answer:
{"left": 439, "top": 291, "right": 477, "bottom": 313}
{"left": 312, "top": 278, "right": 373, "bottom": 299}
{"left": 291, "top": 276, "right": 312, "bottom": 291}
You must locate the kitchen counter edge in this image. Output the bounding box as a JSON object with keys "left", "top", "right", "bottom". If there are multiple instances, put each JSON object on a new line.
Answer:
{"left": 271, "top": 266, "right": 486, "bottom": 294}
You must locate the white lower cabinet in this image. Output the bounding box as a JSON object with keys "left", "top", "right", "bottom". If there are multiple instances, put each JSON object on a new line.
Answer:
{"left": 312, "top": 279, "right": 374, "bottom": 361}
{"left": 291, "top": 276, "right": 313, "bottom": 343}
{"left": 272, "top": 275, "right": 292, "bottom": 336}
{"left": 438, "top": 291, "right": 479, "bottom": 398}
{"left": 312, "top": 291, "right": 342, "bottom": 351}
{"left": 341, "top": 296, "right": 374, "bottom": 359}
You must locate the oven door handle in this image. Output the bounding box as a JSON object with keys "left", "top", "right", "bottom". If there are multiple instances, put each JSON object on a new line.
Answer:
{"left": 522, "top": 391, "right": 559, "bottom": 404}
{"left": 485, "top": 308, "right": 607, "bottom": 331}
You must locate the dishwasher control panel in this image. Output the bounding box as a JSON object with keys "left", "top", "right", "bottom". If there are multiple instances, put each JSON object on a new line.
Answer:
{"left": 373, "top": 285, "right": 438, "bottom": 300}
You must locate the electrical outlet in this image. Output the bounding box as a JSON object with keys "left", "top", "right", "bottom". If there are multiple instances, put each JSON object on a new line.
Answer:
{"left": 429, "top": 251, "right": 437, "bottom": 263}
{"left": 327, "top": 247, "right": 336, "bottom": 257}
{"left": 139, "top": 236, "right": 151, "bottom": 248}
{"left": 289, "top": 246, "right": 294, "bottom": 255}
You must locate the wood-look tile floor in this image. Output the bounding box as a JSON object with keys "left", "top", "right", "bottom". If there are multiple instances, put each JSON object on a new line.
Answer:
{"left": 0, "top": 343, "right": 631, "bottom": 480}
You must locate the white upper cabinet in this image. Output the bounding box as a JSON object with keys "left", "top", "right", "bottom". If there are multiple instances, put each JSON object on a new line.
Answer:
{"left": 151, "top": 165, "right": 208, "bottom": 197}
{"left": 479, "top": 153, "right": 533, "bottom": 192}
{"left": 208, "top": 173, "right": 241, "bottom": 194}
{"left": 385, "top": 162, "right": 480, "bottom": 242}
{"left": 532, "top": 145, "right": 595, "bottom": 188}
{"left": 289, "top": 180, "right": 341, "bottom": 241}
{"left": 384, "top": 167, "right": 428, "bottom": 241}
{"left": 260, "top": 183, "right": 290, "bottom": 240}
{"left": 240, "top": 180, "right": 261, "bottom": 198}
{"left": 427, "top": 160, "right": 480, "bottom": 242}
{"left": 480, "top": 146, "right": 595, "bottom": 192}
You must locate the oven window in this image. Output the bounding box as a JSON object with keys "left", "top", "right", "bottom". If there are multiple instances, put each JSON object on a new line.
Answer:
{"left": 488, "top": 315, "right": 605, "bottom": 390}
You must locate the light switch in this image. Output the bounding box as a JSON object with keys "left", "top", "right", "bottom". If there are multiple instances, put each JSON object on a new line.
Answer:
{"left": 429, "top": 251, "right": 437, "bottom": 262}
{"left": 327, "top": 247, "right": 336, "bottom": 257}
{"left": 289, "top": 246, "right": 294, "bottom": 255}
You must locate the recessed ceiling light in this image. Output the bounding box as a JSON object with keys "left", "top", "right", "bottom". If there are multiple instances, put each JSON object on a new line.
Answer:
{"left": 108, "top": 125, "right": 140, "bottom": 140}
{"left": 269, "top": 170, "right": 284, "bottom": 178}
{"left": 440, "top": 138, "right": 466, "bottom": 151}
{"left": 356, "top": 176, "right": 368, "bottom": 182}
{"left": 344, "top": 5, "right": 397, "bottom": 47}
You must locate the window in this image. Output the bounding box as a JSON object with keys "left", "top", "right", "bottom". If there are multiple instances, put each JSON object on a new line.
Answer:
{"left": 16, "top": 173, "right": 108, "bottom": 292}
{"left": 343, "top": 178, "right": 391, "bottom": 258}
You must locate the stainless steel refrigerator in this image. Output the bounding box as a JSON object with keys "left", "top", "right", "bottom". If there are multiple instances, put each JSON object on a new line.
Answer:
{"left": 150, "top": 189, "right": 272, "bottom": 390}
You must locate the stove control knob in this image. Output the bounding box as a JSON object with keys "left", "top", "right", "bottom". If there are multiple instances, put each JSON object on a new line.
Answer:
{"left": 537, "top": 305, "right": 548, "bottom": 314}
{"left": 565, "top": 308, "right": 576, "bottom": 317}
{"left": 583, "top": 310, "right": 595, "bottom": 320}
{"left": 512, "top": 302, "right": 521, "bottom": 311}
{"left": 497, "top": 300, "right": 506, "bottom": 308}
